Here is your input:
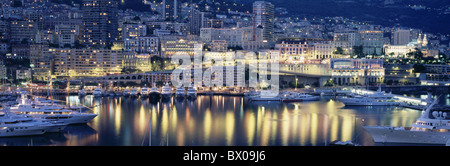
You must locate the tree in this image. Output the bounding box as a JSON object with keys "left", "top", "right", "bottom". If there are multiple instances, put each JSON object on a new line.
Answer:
{"left": 324, "top": 79, "right": 334, "bottom": 87}
{"left": 412, "top": 64, "right": 426, "bottom": 73}
{"left": 353, "top": 45, "right": 364, "bottom": 58}
{"left": 334, "top": 47, "right": 344, "bottom": 54}
{"left": 407, "top": 48, "right": 423, "bottom": 60}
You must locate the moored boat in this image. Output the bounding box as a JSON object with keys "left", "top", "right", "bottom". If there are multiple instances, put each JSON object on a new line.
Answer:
{"left": 363, "top": 96, "right": 450, "bottom": 145}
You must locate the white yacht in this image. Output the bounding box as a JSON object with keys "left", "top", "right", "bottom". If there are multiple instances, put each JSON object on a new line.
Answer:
{"left": 9, "top": 98, "right": 97, "bottom": 125}
{"left": 9, "top": 105, "right": 97, "bottom": 125}
{"left": 130, "top": 87, "right": 139, "bottom": 97}
{"left": 186, "top": 84, "right": 197, "bottom": 99}
{"left": 281, "top": 92, "right": 320, "bottom": 102}
{"left": 0, "top": 109, "right": 55, "bottom": 137}
{"left": 175, "top": 86, "right": 185, "bottom": 98}
{"left": 141, "top": 86, "right": 150, "bottom": 97}
{"left": 363, "top": 97, "right": 450, "bottom": 145}
{"left": 337, "top": 85, "right": 399, "bottom": 106}
{"left": 161, "top": 83, "right": 172, "bottom": 99}
{"left": 123, "top": 89, "right": 130, "bottom": 97}
{"left": 248, "top": 90, "right": 281, "bottom": 102}
{"left": 149, "top": 84, "right": 161, "bottom": 99}
{"left": 1, "top": 110, "right": 67, "bottom": 133}
{"left": 93, "top": 87, "right": 103, "bottom": 97}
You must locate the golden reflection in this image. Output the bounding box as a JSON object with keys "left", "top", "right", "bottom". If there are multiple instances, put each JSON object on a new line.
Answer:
{"left": 171, "top": 107, "right": 177, "bottom": 136}
{"left": 245, "top": 111, "right": 255, "bottom": 146}
{"left": 138, "top": 105, "right": 146, "bottom": 136}
{"left": 270, "top": 110, "right": 277, "bottom": 145}
{"left": 151, "top": 106, "right": 157, "bottom": 141}
{"left": 291, "top": 106, "right": 299, "bottom": 144}
{"left": 204, "top": 109, "right": 212, "bottom": 145}
{"left": 114, "top": 101, "right": 121, "bottom": 135}
{"left": 260, "top": 110, "right": 271, "bottom": 146}
{"left": 177, "top": 125, "right": 185, "bottom": 146}
{"left": 330, "top": 115, "right": 338, "bottom": 141}
{"left": 225, "top": 111, "right": 234, "bottom": 145}
{"left": 299, "top": 114, "right": 310, "bottom": 146}
{"left": 281, "top": 108, "right": 289, "bottom": 146}
{"left": 161, "top": 107, "right": 168, "bottom": 143}
{"left": 310, "top": 113, "right": 318, "bottom": 146}
{"left": 256, "top": 106, "right": 264, "bottom": 145}
{"left": 341, "top": 115, "right": 354, "bottom": 141}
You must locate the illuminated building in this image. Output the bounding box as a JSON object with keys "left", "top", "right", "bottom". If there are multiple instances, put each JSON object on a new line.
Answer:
{"left": 9, "top": 20, "right": 37, "bottom": 44}
{"left": 200, "top": 27, "right": 267, "bottom": 51}
{"left": 393, "top": 29, "right": 411, "bottom": 45}
{"left": 82, "top": 0, "right": 119, "bottom": 48}
{"left": 122, "top": 23, "right": 147, "bottom": 40}
{"left": 330, "top": 58, "right": 385, "bottom": 85}
{"left": 122, "top": 52, "right": 152, "bottom": 72}
{"left": 333, "top": 30, "right": 357, "bottom": 55}
{"left": 253, "top": 1, "right": 275, "bottom": 42}
{"left": 161, "top": 39, "right": 203, "bottom": 57}
{"left": 124, "top": 36, "right": 160, "bottom": 55}
{"left": 163, "top": 0, "right": 179, "bottom": 21}
{"left": 52, "top": 49, "right": 123, "bottom": 77}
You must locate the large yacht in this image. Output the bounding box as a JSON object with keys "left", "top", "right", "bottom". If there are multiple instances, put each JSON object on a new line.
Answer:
{"left": 130, "top": 87, "right": 139, "bottom": 98}
{"left": 1, "top": 109, "right": 67, "bottom": 133}
{"left": 149, "top": 84, "right": 161, "bottom": 100}
{"left": 248, "top": 90, "right": 281, "bottom": 102}
{"left": 141, "top": 86, "right": 150, "bottom": 97}
{"left": 8, "top": 98, "right": 97, "bottom": 125}
{"left": 93, "top": 87, "right": 102, "bottom": 97}
{"left": 161, "top": 83, "right": 172, "bottom": 99}
{"left": 175, "top": 86, "right": 185, "bottom": 98}
{"left": 281, "top": 92, "right": 320, "bottom": 102}
{"left": 186, "top": 84, "right": 197, "bottom": 99}
{"left": 363, "top": 97, "right": 450, "bottom": 145}
{"left": 0, "top": 109, "right": 58, "bottom": 137}
{"left": 337, "top": 85, "right": 399, "bottom": 106}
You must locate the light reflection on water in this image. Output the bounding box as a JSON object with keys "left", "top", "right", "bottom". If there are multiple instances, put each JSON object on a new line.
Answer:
{"left": 0, "top": 95, "right": 425, "bottom": 146}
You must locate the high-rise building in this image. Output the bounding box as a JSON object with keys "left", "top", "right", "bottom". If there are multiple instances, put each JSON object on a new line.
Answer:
{"left": 200, "top": 26, "right": 267, "bottom": 51}
{"left": 9, "top": 20, "right": 37, "bottom": 44}
{"left": 253, "top": 1, "right": 274, "bottom": 42}
{"left": 393, "top": 29, "right": 411, "bottom": 45}
{"left": 333, "top": 31, "right": 357, "bottom": 54}
{"left": 358, "top": 30, "right": 383, "bottom": 55}
{"left": 163, "top": 0, "right": 179, "bottom": 21}
{"left": 82, "top": 0, "right": 119, "bottom": 48}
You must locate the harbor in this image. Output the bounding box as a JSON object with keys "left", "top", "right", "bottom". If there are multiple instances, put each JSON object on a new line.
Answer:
{"left": 0, "top": 85, "right": 448, "bottom": 146}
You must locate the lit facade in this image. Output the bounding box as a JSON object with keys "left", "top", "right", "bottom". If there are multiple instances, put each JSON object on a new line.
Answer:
{"left": 330, "top": 58, "right": 385, "bottom": 85}
{"left": 161, "top": 39, "right": 203, "bottom": 57}
{"left": 52, "top": 49, "right": 123, "bottom": 77}
{"left": 124, "top": 36, "right": 160, "bottom": 55}
{"left": 253, "top": 1, "right": 275, "bottom": 42}
{"left": 200, "top": 27, "right": 267, "bottom": 51}
{"left": 82, "top": 0, "right": 119, "bottom": 48}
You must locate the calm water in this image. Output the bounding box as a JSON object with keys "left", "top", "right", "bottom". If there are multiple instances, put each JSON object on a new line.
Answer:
{"left": 1, "top": 94, "right": 449, "bottom": 146}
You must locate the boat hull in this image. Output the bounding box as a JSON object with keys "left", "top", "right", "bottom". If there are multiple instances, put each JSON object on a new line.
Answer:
{"left": 339, "top": 98, "right": 400, "bottom": 106}
{"left": 363, "top": 126, "right": 450, "bottom": 145}
{"left": 249, "top": 97, "right": 281, "bottom": 102}
{"left": 34, "top": 114, "right": 98, "bottom": 125}
{"left": 282, "top": 96, "right": 319, "bottom": 102}
{"left": 0, "top": 126, "right": 48, "bottom": 137}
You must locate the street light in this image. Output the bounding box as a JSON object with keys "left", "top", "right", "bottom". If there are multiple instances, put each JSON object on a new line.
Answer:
{"left": 295, "top": 78, "right": 298, "bottom": 91}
